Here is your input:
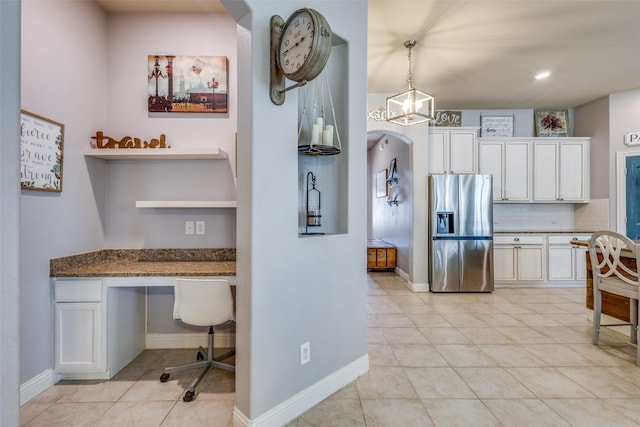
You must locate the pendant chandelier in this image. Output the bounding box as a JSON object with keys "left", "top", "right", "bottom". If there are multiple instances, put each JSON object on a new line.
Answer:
{"left": 386, "top": 40, "right": 435, "bottom": 126}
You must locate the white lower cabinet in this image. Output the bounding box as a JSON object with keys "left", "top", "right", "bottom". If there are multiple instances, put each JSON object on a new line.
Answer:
{"left": 547, "top": 234, "right": 591, "bottom": 282}
{"left": 53, "top": 279, "right": 146, "bottom": 379}
{"left": 494, "top": 235, "right": 546, "bottom": 282}
{"left": 53, "top": 280, "right": 105, "bottom": 375}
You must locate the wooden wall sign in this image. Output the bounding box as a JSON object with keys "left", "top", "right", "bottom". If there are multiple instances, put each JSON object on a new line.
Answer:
{"left": 20, "top": 110, "right": 64, "bottom": 192}
{"left": 90, "top": 131, "right": 169, "bottom": 149}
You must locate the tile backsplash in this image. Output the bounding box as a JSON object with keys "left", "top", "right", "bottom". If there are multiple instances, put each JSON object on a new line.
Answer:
{"left": 493, "top": 199, "right": 609, "bottom": 231}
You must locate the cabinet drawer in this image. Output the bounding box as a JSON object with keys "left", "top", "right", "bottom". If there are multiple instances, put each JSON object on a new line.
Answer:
{"left": 494, "top": 235, "right": 545, "bottom": 245}
{"left": 54, "top": 280, "right": 103, "bottom": 302}
{"left": 547, "top": 235, "right": 590, "bottom": 245}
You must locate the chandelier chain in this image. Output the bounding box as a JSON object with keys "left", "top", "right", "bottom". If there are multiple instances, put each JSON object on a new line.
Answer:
{"left": 407, "top": 44, "right": 414, "bottom": 89}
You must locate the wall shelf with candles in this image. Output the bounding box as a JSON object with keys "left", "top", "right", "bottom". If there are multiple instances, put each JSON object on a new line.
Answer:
{"left": 298, "top": 41, "right": 348, "bottom": 236}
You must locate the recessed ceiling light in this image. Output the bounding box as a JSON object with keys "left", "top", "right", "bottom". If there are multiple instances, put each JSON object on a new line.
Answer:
{"left": 535, "top": 71, "right": 551, "bottom": 80}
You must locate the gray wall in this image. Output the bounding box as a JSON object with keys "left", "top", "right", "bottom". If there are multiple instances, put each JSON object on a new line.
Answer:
{"left": 608, "top": 89, "right": 640, "bottom": 229}
{"left": 574, "top": 95, "right": 610, "bottom": 199}
{"left": 1, "top": 0, "right": 21, "bottom": 423}
{"left": 20, "top": 0, "right": 108, "bottom": 384}
{"left": 368, "top": 134, "right": 412, "bottom": 274}
{"left": 225, "top": 0, "right": 369, "bottom": 420}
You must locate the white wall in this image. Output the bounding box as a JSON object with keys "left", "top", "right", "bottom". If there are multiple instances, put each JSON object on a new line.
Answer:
{"left": 225, "top": 0, "right": 369, "bottom": 422}
{"left": 1, "top": 0, "right": 21, "bottom": 422}
{"left": 20, "top": 0, "right": 109, "bottom": 384}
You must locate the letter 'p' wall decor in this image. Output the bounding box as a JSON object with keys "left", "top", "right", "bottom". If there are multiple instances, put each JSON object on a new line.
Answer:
{"left": 20, "top": 110, "right": 64, "bottom": 192}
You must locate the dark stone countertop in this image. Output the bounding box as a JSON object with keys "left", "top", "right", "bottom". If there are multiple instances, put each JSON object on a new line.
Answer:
{"left": 50, "top": 248, "right": 236, "bottom": 277}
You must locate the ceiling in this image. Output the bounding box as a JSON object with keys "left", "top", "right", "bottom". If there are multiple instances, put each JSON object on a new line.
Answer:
{"left": 96, "top": 0, "right": 640, "bottom": 110}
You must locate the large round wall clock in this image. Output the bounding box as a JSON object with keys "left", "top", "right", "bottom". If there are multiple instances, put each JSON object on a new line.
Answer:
{"left": 270, "top": 8, "right": 332, "bottom": 105}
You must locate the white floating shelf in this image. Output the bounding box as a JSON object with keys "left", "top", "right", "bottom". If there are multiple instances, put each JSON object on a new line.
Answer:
{"left": 84, "top": 148, "right": 228, "bottom": 160}
{"left": 135, "top": 201, "right": 237, "bottom": 209}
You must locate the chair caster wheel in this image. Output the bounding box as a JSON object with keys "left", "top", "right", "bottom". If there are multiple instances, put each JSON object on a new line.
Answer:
{"left": 183, "top": 391, "right": 195, "bottom": 402}
{"left": 159, "top": 373, "right": 170, "bottom": 382}
{"left": 196, "top": 352, "right": 204, "bottom": 361}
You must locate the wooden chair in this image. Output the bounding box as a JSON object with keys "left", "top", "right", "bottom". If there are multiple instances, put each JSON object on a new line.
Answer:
{"left": 588, "top": 230, "right": 639, "bottom": 366}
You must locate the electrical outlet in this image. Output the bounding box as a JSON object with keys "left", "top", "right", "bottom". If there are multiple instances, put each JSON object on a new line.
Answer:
{"left": 196, "top": 221, "right": 205, "bottom": 235}
{"left": 185, "top": 220, "right": 195, "bottom": 235}
{"left": 300, "top": 341, "right": 311, "bottom": 366}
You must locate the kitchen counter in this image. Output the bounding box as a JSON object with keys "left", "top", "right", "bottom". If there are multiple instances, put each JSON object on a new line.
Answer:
{"left": 50, "top": 248, "right": 236, "bottom": 277}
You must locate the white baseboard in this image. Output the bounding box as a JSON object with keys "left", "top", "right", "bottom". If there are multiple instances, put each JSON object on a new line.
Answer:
{"left": 20, "top": 369, "right": 56, "bottom": 406}
{"left": 395, "top": 267, "right": 409, "bottom": 281}
{"left": 232, "top": 354, "right": 369, "bottom": 427}
{"left": 407, "top": 280, "right": 430, "bottom": 292}
{"left": 146, "top": 331, "right": 235, "bottom": 349}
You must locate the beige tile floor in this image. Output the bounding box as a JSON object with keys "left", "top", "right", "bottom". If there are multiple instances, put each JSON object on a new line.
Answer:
{"left": 21, "top": 272, "right": 640, "bottom": 426}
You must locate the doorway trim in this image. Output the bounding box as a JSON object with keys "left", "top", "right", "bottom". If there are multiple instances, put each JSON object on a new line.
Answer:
{"left": 615, "top": 149, "right": 640, "bottom": 235}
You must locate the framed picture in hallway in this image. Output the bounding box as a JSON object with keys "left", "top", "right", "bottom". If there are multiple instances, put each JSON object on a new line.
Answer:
{"left": 20, "top": 110, "right": 64, "bottom": 192}
{"left": 148, "top": 55, "right": 228, "bottom": 113}
{"left": 376, "top": 169, "right": 388, "bottom": 198}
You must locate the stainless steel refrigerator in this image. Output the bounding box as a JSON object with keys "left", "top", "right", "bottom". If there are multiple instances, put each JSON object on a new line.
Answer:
{"left": 428, "top": 174, "right": 494, "bottom": 292}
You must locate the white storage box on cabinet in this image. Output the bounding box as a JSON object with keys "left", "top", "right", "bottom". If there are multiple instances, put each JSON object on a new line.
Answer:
{"left": 533, "top": 139, "right": 590, "bottom": 202}
{"left": 428, "top": 127, "right": 478, "bottom": 174}
{"left": 478, "top": 139, "right": 531, "bottom": 202}
{"left": 547, "top": 234, "right": 591, "bottom": 282}
{"left": 53, "top": 280, "right": 105, "bottom": 375}
{"left": 494, "top": 235, "right": 546, "bottom": 282}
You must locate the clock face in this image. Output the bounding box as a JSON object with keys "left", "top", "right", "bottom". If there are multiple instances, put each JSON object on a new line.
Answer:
{"left": 278, "top": 10, "right": 314, "bottom": 76}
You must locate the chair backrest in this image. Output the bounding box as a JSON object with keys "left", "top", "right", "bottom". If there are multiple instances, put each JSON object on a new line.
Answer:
{"left": 588, "top": 230, "right": 639, "bottom": 287}
{"left": 173, "top": 278, "right": 235, "bottom": 327}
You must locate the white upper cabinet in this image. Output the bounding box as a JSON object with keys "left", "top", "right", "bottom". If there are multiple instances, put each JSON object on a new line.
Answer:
{"left": 533, "top": 139, "right": 590, "bottom": 203}
{"left": 479, "top": 139, "right": 531, "bottom": 202}
{"left": 478, "top": 137, "right": 589, "bottom": 203}
{"left": 428, "top": 127, "right": 478, "bottom": 174}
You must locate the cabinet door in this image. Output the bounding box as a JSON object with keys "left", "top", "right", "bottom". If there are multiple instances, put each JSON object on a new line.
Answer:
{"left": 517, "top": 246, "right": 545, "bottom": 281}
{"left": 533, "top": 142, "right": 559, "bottom": 201}
{"left": 504, "top": 141, "right": 531, "bottom": 201}
{"left": 54, "top": 302, "right": 103, "bottom": 372}
{"left": 479, "top": 141, "right": 504, "bottom": 201}
{"left": 428, "top": 130, "right": 447, "bottom": 174}
{"left": 547, "top": 245, "right": 574, "bottom": 281}
{"left": 449, "top": 130, "right": 476, "bottom": 173}
{"left": 494, "top": 245, "right": 517, "bottom": 281}
{"left": 575, "top": 246, "right": 588, "bottom": 281}
{"left": 559, "top": 142, "right": 585, "bottom": 201}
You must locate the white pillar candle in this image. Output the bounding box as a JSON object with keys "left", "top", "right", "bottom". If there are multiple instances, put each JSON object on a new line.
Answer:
{"left": 311, "top": 124, "right": 322, "bottom": 145}
{"left": 315, "top": 117, "right": 324, "bottom": 128}
{"left": 322, "top": 125, "right": 334, "bottom": 146}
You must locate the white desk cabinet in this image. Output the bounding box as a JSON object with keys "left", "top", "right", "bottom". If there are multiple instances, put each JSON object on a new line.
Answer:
{"left": 54, "top": 280, "right": 105, "bottom": 376}
{"left": 533, "top": 139, "right": 589, "bottom": 203}
{"left": 52, "top": 275, "right": 236, "bottom": 380}
{"left": 53, "top": 279, "right": 146, "bottom": 379}
{"left": 547, "top": 234, "right": 591, "bottom": 282}
{"left": 494, "top": 235, "right": 546, "bottom": 282}
{"left": 478, "top": 139, "right": 531, "bottom": 202}
{"left": 428, "top": 127, "right": 478, "bottom": 174}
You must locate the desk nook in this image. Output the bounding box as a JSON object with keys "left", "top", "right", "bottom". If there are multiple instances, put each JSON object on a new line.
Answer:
{"left": 50, "top": 249, "right": 236, "bottom": 380}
